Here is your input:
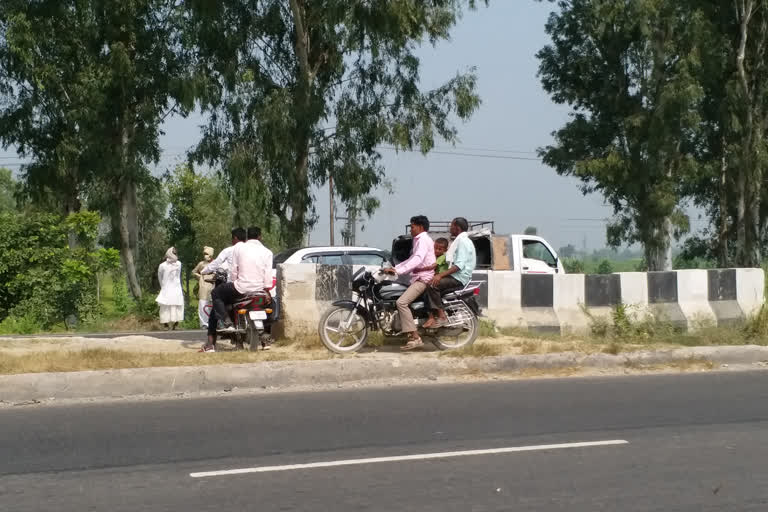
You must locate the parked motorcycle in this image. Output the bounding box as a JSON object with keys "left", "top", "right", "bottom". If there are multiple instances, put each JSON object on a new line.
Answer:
{"left": 318, "top": 267, "right": 481, "bottom": 354}
{"left": 210, "top": 269, "right": 274, "bottom": 351}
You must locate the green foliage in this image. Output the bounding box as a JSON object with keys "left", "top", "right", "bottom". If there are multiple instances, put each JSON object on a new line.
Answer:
{"left": 0, "top": 210, "right": 119, "bottom": 330}
{"left": 0, "top": 312, "right": 39, "bottom": 335}
{"left": 189, "top": 0, "right": 487, "bottom": 246}
{"left": 745, "top": 304, "right": 768, "bottom": 338}
{"left": 562, "top": 258, "right": 585, "bottom": 274}
{"left": 166, "top": 164, "right": 236, "bottom": 283}
{"left": 586, "top": 302, "right": 681, "bottom": 340}
{"left": 0, "top": 168, "right": 18, "bottom": 213}
{"left": 0, "top": 0, "right": 199, "bottom": 299}
{"left": 537, "top": 0, "right": 703, "bottom": 270}
{"left": 596, "top": 260, "right": 614, "bottom": 275}
{"left": 478, "top": 319, "right": 499, "bottom": 338}
{"left": 524, "top": 226, "right": 538, "bottom": 236}
{"left": 111, "top": 273, "right": 134, "bottom": 315}
{"left": 134, "top": 295, "right": 160, "bottom": 322}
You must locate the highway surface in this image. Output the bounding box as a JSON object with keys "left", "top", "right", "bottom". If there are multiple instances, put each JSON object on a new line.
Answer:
{"left": 1, "top": 371, "right": 767, "bottom": 511}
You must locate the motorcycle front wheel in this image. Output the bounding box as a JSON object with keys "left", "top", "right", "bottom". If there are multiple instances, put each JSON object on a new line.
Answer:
{"left": 319, "top": 305, "right": 369, "bottom": 354}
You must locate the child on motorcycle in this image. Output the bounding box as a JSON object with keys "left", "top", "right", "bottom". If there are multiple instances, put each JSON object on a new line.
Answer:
{"left": 417, "top": 238, "right": 455, "bottom": 328}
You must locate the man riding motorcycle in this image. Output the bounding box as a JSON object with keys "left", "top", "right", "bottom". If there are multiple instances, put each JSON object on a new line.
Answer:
{"left": 199, "top": 227, "right": 245, "bottom": 352}
{"left": 382, "top": 215, "right": 435, "bottom": 351}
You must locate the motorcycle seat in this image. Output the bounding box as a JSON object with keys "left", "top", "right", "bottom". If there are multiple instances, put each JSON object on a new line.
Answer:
{"left": 229, "top": 293, "right": 270, "bottom": 310}
{"left": 440, "top": 287, "right": 463, "bottom": 299}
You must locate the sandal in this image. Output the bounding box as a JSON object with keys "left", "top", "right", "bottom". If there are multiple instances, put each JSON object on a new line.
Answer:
{"left": 401, "top": 338, "right": 424, "bottom": 351}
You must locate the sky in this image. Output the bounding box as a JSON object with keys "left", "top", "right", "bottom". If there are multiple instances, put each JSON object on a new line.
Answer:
{"left": 1, "top": 1, "right": 626, "bottom": 252}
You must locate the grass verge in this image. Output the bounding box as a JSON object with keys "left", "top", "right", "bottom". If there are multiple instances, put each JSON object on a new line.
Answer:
{"left": 0, "top": 348, "right": 330, "bottom": 376}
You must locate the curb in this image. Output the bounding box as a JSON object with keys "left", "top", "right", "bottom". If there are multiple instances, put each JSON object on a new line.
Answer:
{"left": 2, "top": 345, "right": 768, "bottom": 403}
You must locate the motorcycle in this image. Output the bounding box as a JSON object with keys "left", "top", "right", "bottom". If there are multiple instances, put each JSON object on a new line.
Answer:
{"left": 209, "top": 269, "right": 274, "bottom": 351}
{"left": 318, "top": 267, "right": 481, "bottom": 354}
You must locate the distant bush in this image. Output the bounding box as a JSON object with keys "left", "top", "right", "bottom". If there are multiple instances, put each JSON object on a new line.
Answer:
{"left": 596, "top": 259, "right": 614, "bottom": 274}
{"left": 562, "top": 258, "right": 585, "bottom": 274}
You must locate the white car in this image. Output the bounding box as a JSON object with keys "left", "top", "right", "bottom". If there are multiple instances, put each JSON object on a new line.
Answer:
{"left": 270, "top": 246, "right": 390, "bottom": 295}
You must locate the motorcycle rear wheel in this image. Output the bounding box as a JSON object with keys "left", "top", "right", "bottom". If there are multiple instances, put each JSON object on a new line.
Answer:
{"left": 319, "top": 306, "right": 369, "bottom": 354}
{"left": 429, "top": 308, "right": 479, "bottom": 351}
{"left": 248, "top": 323, "right": 261, "bottom": 352}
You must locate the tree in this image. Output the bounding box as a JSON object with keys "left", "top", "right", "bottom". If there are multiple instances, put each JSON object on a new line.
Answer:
{"left": 166, "top": 165, "right": 234, "bottom": 297}
{"left": 730, "top": 0, "right": 768, "bottom": 266}
{"left": 524, "top": 226, "right": 538, "bottom": 236}
{"left": 536, "top": 0, "right": 704, "bottom": 270}
{"left": 0, "top": 168, "right": 17, "bottom": 213}
{"left": 86, "top": 0, "right": 197, "bottom": 299}
{"left": 0, "top": 1, "right": 101, "bottom": 217}
{"left": 0, "top": 0, "right": 197, "bottom": 299}
{"left": 188, "top": 0, "right": 486, "bottom": 247}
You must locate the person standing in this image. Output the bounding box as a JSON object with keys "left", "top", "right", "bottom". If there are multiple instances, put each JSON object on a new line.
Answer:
{"left": 192, "top": 246, "right": 215, "bottom": 329}
{"left": 156, "top": 247, "right": 184, "bottom": 330}
{"left": 383, "top": 215, "right": 435, "bottom": 350}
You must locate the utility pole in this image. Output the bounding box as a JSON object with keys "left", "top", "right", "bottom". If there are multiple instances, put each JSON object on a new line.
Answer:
{"left": 329, "top": 175, "right": 335, "bottom": 246}
{"left": 339, "top": 204, "right": 358, "bottom": 246}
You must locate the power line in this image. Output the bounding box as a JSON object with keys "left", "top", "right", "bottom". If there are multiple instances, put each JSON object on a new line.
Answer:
{"left": 379, "top": 146, "right": 541, "bottom": 161}
{"left": 435, "top": 145, "right": 537, "bottom": 155}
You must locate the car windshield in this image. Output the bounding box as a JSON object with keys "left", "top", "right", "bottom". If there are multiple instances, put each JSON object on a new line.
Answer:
{"left": 273, "top": 248, "right": 300, "bottom": 268}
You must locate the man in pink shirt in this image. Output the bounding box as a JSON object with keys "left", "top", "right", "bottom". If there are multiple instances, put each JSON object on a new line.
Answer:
{"left": 383, "top": 215, "right": 435, "bottom": 350}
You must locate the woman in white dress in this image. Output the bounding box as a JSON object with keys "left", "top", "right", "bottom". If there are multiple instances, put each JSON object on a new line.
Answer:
{"left": 156, "top": 247, "right": 184, "bottom": 330}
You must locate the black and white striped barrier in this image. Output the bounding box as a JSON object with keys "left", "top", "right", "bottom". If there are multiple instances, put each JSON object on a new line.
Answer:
{"left": 276, "top": 264, "right": 765, "bottom": 338}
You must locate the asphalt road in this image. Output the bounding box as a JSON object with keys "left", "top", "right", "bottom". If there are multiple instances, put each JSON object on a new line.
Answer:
{"left": 1, "top": 371, "right": 768, "bottom": 511}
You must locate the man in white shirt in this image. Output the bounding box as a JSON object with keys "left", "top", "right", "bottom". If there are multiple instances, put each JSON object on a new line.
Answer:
{"left": 211, "top": 226, "right": 273, "bottom": 334}
{"left": 202, "top": 227, "right": 246, "bottom": 279}
{"left": 200, "top": 227, "right": 245, "bottom": 352}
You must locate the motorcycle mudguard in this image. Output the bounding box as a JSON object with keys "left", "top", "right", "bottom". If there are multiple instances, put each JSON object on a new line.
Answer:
{"left": 464, "top": 296, "right": 480, "bottom": 316}
{"left": 331, "top": 300, "right": 371, "bottom": 321}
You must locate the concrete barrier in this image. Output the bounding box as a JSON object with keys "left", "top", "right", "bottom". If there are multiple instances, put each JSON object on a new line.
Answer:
{"left": 485, "top": 271, "right": 525, "bottom": 329}
{"left": 277, "top": 264, "right": 765, "bottom": 338}
{"left": 676, "top": 270, "right": 717, "bottom": 329}
{"left": 647, "top": 271, "right": 688, "bottom": 329}
{"left": 554, "top": 273, "right": 589, "bottom": 333}
{"left": 520, "top": 275, "right": 560, "bottom": 334}
{"left": 708, "top": 269, "right": 744, "bottom": 326}
{"left": 585, "top": 273, "right": 622, "bottom": 322}
{"left": 736, "top": 268, "right": 765, "bottom": 318}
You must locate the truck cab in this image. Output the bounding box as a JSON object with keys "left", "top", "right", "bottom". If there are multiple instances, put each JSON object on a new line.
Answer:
{"left": 391, "top": 221, "right": 564, "bottom": 275}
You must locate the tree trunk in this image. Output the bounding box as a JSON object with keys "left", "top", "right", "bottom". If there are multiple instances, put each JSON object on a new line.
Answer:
{"left": 718, "top": 149, "right": 730, "bottom": 267}
{"left": 118, "top": 180, "right": 142, "bottom": 300}
{"left": 645, "top": 216, "right": 673, "bottom": 271}
{"left": 746, "top": 136, "right": 762, "bottom": 266}
{"left": 718, "top": 139, "right": 730, "bottom": 267}
{"left": 735, "top": 0, "right": 756, "bottom": 266}
{"left": 286, "top": 0, "right": 313, "bottom": 248}
{"left": 285, "top": 143, "right": 310, "bottom": 247}
{"left": 65, "top": 200, "right": 79, "bottom": 249}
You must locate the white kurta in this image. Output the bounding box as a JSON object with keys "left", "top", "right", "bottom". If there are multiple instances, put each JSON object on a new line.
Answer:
{"left": 156, "top": 261, "right": 184, "bottom": 323}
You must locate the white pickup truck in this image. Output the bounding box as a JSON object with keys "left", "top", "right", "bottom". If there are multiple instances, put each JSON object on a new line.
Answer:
{"left": 391, "top": 221, "right": 565, "bottom": 275}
